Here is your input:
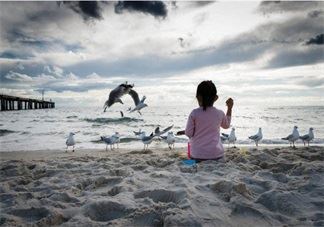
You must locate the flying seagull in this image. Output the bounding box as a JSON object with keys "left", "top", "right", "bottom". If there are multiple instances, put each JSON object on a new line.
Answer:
{"left": 133, "top": 129, "right": 143, "bottom": 136}
{"left": 282, "top": 126, "right": 300, "bottom": 148}
{"left": 66, "top": 132, "right": 76, "bottom": 152}
{"left": 128, "top": 92, "right": 147, "bottom": 115}
{"left": 299, "top": 127, "right": 314, "bottom": 146}
{"left": 154, "top": 125, "right": 174, "bottom": 137}
{"left": 248, "top": 128, "right": 263, "bottom": 147}
{"left": 103, "top": 82, "right": 134, "bottom": 112}
{"left": 221, "top": 128, "right": 237, "bottom": 148}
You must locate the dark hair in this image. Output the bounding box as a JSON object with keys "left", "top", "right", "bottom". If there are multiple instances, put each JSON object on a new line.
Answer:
{"left": 196, "top": 80, "right": 217, "bottom": 111}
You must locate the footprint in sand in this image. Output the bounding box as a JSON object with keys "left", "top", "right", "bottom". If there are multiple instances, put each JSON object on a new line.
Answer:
{"left": 83, "top": 200, "right": 131, "bottom": 222}
{"left": 134, "top": 189, "right": 187, "bottom": 204}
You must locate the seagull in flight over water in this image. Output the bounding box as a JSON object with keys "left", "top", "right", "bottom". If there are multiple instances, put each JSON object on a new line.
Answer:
{"left": 128, "top": 93, "right": 147, "bottom": 115}
{"left": 103, "top": 82, "right": 135, "bottom": 112}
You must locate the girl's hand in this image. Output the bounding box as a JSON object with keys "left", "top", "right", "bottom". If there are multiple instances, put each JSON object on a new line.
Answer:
{"left": 226, "top": 98, "right": 233, "bottom": 109}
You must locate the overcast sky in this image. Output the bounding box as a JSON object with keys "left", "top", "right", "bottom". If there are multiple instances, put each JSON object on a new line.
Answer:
{"left": 0, "top": 1, "right": 323, "bottom": 107}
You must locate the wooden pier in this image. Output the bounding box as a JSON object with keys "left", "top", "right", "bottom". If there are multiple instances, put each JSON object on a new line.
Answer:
{"left": 0, "top": 94, "right": 55, "bottom": 111}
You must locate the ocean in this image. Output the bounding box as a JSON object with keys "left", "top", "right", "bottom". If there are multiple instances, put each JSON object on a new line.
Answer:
{"left": 0, "top": 105, "right": 323, "bottom": 152}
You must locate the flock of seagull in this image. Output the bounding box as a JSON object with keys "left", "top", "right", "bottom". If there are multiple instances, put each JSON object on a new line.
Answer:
{"left": 65, "top": 125, "right": 176, "bottom": 152}
{"left": 65, "top": 82, "right": 316, "bottom": 152}
{"left": 100, "top": 125, "right": 175, "bottom": 151}
{"left": 221, "top": 126, "right": 315, "bottom": 148}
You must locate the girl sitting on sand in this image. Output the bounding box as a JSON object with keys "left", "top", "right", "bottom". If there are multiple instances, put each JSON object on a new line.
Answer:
{"left": 177, "top": 80, "right": 233, "bottom": 161}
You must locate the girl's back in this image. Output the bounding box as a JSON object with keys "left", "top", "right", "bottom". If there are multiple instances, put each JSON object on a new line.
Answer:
{"left": 185, "top": 106, "right": 230, "bottom": 159}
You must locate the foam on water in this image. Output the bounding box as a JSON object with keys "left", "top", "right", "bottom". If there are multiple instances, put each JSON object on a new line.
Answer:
{"left": 0, "top": 105, "right": 323, "bottom": 152}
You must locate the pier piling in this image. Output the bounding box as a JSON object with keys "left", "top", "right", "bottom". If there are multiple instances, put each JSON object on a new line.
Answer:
{"left": 0, "top": 95, "right": 55, "bottom": 111}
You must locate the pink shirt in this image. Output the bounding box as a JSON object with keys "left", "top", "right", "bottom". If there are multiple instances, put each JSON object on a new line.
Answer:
{"left": 185, "top": 106, "right": 231, "bottom": 159}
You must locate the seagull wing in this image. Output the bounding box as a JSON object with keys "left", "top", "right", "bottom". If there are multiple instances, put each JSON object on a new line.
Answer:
{"left": 282, "top": 134, "right": 293, "bottom": 140}
{"left": 104, "top": 85, "right": 127, "bottom": 109}
{"left": 160, "top": 125, "right": 174, "bottom": 135}
{"left": 221, "top": 136, "right": 227, "bottom": 142}
{"left": 299, "top": 134, "right": 309, "bottom": 140}
{"left": 129, "top": 89, "right": 140, "bottom": 106}
{"left": 140, "top": 96, "right": 146, "bottom": 103}
{"left": 154, "top": 127, "right": 160, "bottom": 135}
{"left": 222, "top": 133, "right": 229, "bottom": 138}
{"left": 249, "top": 134, "right": 258, "bottom": 140}
{"left": 142, "top": 133, "right": 154, "bottom": 141}
{"left": 102, "top": 137, "right": 112, "bottom": 144}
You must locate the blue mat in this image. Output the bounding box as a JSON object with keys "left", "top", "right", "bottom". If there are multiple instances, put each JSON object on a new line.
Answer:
{"left": 182, "top": 159, "right": 196, "bottom": 166}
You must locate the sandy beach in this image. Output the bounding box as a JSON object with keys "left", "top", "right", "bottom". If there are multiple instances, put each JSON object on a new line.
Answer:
{"left": 0, "top": 146, "right": 323, "bottom": 226}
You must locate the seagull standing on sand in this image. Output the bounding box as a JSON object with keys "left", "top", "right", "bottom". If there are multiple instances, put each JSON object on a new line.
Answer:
{"left": 101, "top": 136, "right": 113, "bottom": 151}
{"left": 166, "top": 132, "right": 176, "bottom": 150}
{"left": 66, "top": 132, "right": 75, "bottom": 152}
{"left": 221, "top": 128, "right": 237, "bottom": 148}
{"left": 282, "top": 126, "right": 300, "bottom": 148}
{"left": 129, "top": 93, "right": 147, "bottom": 115}
{"left": 248, "top": 128, "right": 263, "bottom": 147}
{"left": 141, "top": 132, "right": 155, "bottom": 150}
{"left": 103, "top": 82, "right": 135, "bottom": 112}
{"left": 111, "top": 132, "right": 120, "bottom": 149}
{"left": 299, "top": 128, "right": 314, "bottom": 146}
{"left": 101, "top": 132, "right": 120, "bottom": 151}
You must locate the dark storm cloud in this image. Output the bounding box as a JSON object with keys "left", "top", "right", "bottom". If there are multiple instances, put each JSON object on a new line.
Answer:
{"left": 64, "top": 36, "right": 272, "bottom": 77}
{"left": 0, "top": 1, "right": 85, "bottom": 57}
{"left": 5, "top": 29, "right": 51, "bottom": 50}
{"left": 2, "top": 27, "right": 83, "bottom": 57}
{"left": 266, "top": 47, "right": 324, "bottom": 69}
{"left": 258, "top": 1, "right": 322, "bottom": 14}
{"left": 308, "top": 10, "right": 324, "bottom": 18}
{"left": 192, "top": 1, "right": 215, "bottom": 7}
{"left": 0, "top": 50, "right": 34, "bottom": 60}
{"left": 253, "top": 16, "right": 323, "bottom": 44}
{"left": 306, "top": 34, "right": 324, "bottom": 45}
{"left": 62, "top": 12, "right": 324, "bottom": 77}
{"left": 296, "top": 76, "right": 324, "bottom": 88}
{"left": 62, "top": 1, "right": 104, "bottom": 21}
{"left": 115, "top": 1, "right": 167, "bottom": 18}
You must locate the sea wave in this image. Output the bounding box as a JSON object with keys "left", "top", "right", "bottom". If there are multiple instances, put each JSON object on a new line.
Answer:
{"left": 0, "top": 129, "right": 16, "bottom": 136}
{"left": 67, "top": 115, "right": 78, "bottom": 119}
{"left": 91, "top": 137, "right": 140, "bottom": 144}
{"left": 83, "top": 117, "right": 143, "bottom": 124}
